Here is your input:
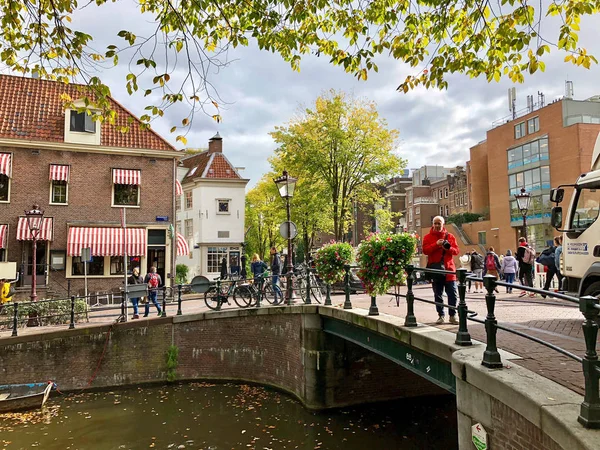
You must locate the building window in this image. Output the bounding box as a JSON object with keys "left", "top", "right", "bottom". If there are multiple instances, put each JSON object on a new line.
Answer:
{"left": 217, "top": 199, "right": 230, "bottom": 214}
{"left": 444, "top": 188, "right": 448, "bottom": 198}
{"left": 176, "top": 221, "right": 182, "bottom": 234}
{"left": 110, "top": 256, "right": 142, "bottom": 275}
{"left": 185, "top": 191, "right": 193, "bottom": 209}
{"left": 478, "top": 231, "right": 487, "bottom": 245}
{"left": 433, "top": 191, "right": 437, "bottom": 200}
{"left": 71, "top": 255, "right": 104, "bottom": 276}
{"left": 527, "top": 116, "right": 540, "bottom": 134}
{"left": 176, "top": 197, "right": 181, "bottom": 211}
{"left": 70, "top": 111, "right": 96, "bottom": 133}
{"left": 439, "top": 189, "right": 443, "bottom": 199}
{"left": 445, "top": 205, "right": 449, "bottom": 216}
{"left": 415, "top": 218, "right": 421, "bottom": 227}
{"left": 440, "top": 206, "right": 443, "bottom": 215}
{"left": 0, "top": 174, "right": 9, "bottom": 202}
{"left": 51, "top": 180, "right": 68, "bottom": 204}
{"left": 514, "top": 122, "right": 526, "bottom": 139}
{"left": 185, "top": 219, "right": 193, "bottom": 238}
{"left": 408, "top": 209, "right": 413, "bottom": 222}
{"left": 508, "top": 165, "right": 550, "bottom": 195}
{"left": 507, "top": 136, "right": 548, "bottom": 169}
{"left": 407, "top": 190, "right": 412, "bottom": 204}
{"left": 207, "top": 246, "right": 228, "bottom": 273}
{"left": 114, "top": 184, "right": 139, "bottom": 206}
{"left": 510, "top": 194, "right": 552, "bottom": 224}
{"left": 415, "top": 206, "right": 420, "bottom": 215}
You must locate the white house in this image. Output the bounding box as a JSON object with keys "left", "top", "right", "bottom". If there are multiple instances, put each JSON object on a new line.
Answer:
{"left": 176, "top": 133, "right": 249, "bottom": 278}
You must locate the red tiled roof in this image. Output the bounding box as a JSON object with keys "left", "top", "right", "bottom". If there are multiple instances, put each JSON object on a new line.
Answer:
{"left": 181, "top": 151, "right": 242, "bottom": 180}
{"left": 0, "top": 74, "right": 176, "bottom": 151}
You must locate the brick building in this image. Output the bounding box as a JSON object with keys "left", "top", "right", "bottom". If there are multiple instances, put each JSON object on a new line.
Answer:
{"left": 0, "top": 74, "right": 179, "bottom": 298}
{"left": 466, "top": 93, "right": 600, "bottom": 253}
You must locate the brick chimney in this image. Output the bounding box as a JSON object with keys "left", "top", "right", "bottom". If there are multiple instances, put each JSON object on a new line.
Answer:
{"left": 208, "top": 132, "right": 222, "bottom": 154}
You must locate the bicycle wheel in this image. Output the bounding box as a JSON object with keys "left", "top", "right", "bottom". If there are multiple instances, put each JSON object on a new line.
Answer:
{"left": 233, "top": 285, "right": 253, "bottom": 308}
{"left": 262, "top": 283, "right": 282, "bottom": 305}
{"left": 204, "top": 289, "right": 221, "bottom": 310}
{"left": 310, "top": 278, "right": 323, "bottom": 304}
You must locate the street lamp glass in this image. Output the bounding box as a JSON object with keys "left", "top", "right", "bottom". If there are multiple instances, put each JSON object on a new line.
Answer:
{"left": 514, "top": 188, "right": 531, "bottom": 214}
{"left": 24, "top": 204, "right": 44, "bottom": 233}
{"left": 274, "top": 171, "right": 297, "bottom": 199}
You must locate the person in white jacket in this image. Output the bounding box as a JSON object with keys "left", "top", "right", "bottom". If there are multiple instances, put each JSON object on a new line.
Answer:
{"left": 500, "top": 249, "right": 519, "bottom": 294}
{"left": 459, "top": 253, "right": 473, "bottom": 293}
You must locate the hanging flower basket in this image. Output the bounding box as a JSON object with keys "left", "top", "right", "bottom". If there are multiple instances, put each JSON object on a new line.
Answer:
{"left": 356, "top": 232, "right": 418, "bottom": 296}
{"left": 314, "top": 241, "right": 354, "bottom": 285}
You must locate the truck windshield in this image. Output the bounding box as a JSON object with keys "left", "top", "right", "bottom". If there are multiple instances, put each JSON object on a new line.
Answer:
{"left": 570, "top": 188, "right": 600, "bottom": 230}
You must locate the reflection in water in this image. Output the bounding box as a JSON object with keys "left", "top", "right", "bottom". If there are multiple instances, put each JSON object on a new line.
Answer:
{"left": 0, "top": 383, "right": 457, "bottom": 449}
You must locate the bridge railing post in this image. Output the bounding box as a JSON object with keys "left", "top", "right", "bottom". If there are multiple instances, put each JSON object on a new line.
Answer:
{"left": 578, "top": 295, "right": 600, "bottom": 429}
{"left": 343, "top": 265, "right": 352, "bottom": 310}
{"left": 455, "top": 268, "right": 472, "bottom": 346}
{"left": 11, "top": 302, "right": 18, "bottom": 337}
{"left": 305, "top": 266, "right": 311, "bottom": 305}
{"left": 256, "top": 276, "right": 263, "bottom": 308}
{"left": 161, "top": 287, "right": 167, "bottom": 317}
{"left": 404, "top": 265, "right": 417, "bottom": 327}
{"left": 369, "top": 295, "right": 379, "bottom": 316}
{"left": 324, "top": 283, "right": 332, "bottom": 306}
{"left": 69, "top": 296, "right": 76, "bottom": 330}
{"left": 177, "top": 285, "right": 183, "bottom": 316}
{"left": 482, "top": 274, "right": 503, "bottom": 368}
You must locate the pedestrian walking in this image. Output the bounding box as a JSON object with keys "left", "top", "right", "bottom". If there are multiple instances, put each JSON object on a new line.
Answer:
{"left": 250, "top": 254, "right": 267, "bottom": 283}
{"left": 483, "top": 247, "right": 502, "bottom": 293}
{"left": 500, "top": 250, "right": 519, "bottom": 293}
{"left": 459, "top": 252, "right": 472, "bottom": 292}
{"left": 538, "top": 238, "right": 562, "bottom": 297}
{"left": 270, "top": 246, "right": 283, "bottom": 304}
{"left": 143, "top": 266, "right": 162, "bottom": 317}
{"left": 470, "top": 250, "right": 485, "bottom": 293}
{"left": 554, "top": 235, "right": 563, "bottom": 289}
{"left": 128, "top": 267, "right": 144, "bottom": 319}
{"left": 422, "top": 216, "right": 460, "bottom": 325}
{"left": 516, "top": 237, "right": 536, "bottom": 297}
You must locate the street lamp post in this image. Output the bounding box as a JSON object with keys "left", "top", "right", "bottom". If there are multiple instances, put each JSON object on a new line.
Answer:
{"left": 24, "top": 204, "right": 44, "bottom": 302}
{"left": 274, "top": 170, "right": 297, "bottom": 306}
{"left": 514, "top": 187, "right": 531, "bottom": 242}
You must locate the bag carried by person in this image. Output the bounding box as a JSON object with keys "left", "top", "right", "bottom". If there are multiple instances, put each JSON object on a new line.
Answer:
{"left": 536, "top": 247, "right": 555, "bottom": 266}
{"left": 522, "top": 246, "right": 536, "bottom": 265}
{"left": 485, "top": 254, "right": 497, "bottom": 271}
{"left": 426, "top": 233, "right": 449, "bottom": 283}
{"left": 7, "top": 284, "right": 15, "bottom": 298}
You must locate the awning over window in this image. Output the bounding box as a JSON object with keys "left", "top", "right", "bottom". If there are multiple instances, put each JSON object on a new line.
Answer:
{"left": 176, "top": 232, "right": 189, "bottom": 256}
{"left": 112, "top": 169, "right": 141, "bottom": 185}
{"left": 0, "top": 153, "right": 11, "bottom": 177}
{"left": 175, "top": 179, "right": 183, "bottom": 196}
{"left": 67, "top": 227, "right": 147, "bottom": 257}
{"left": 0, "top": 224, "right": 7, "bottom": 249}
{"left": 16, "top": 217, "right": 53, "bottom": 241}
{"left": 49, "top": 164, "right": 70, "bottom": 181}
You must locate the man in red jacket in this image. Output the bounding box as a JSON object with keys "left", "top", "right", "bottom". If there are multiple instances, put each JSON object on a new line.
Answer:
{"left": 422, "top": 216, "right": 460, "bottom": 324}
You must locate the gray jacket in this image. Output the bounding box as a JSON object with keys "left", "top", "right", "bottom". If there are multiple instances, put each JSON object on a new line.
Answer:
{"left": 501, "top": 255, "right": 519, "bottom": 274}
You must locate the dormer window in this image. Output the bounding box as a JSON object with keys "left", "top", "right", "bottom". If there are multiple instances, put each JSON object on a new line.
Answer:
{"left": 70, "top": 111, "right": 96, "bottom": 133}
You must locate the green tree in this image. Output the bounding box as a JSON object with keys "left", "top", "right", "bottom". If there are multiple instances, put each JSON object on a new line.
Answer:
{"left": 2, "top": 0, "right": 596, "bottom": 134}
{"left": 271, "top": 91, "right": 404, "bottom": 241}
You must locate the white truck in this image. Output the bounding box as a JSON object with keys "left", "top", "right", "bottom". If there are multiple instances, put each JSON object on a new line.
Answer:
{"left": 550, "top": 132, "right": 600, "bottom": 298}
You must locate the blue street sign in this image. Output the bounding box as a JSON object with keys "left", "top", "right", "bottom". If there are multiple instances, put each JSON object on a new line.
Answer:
{"left": 156, "top": 216, "right": 169, "bottom": 222}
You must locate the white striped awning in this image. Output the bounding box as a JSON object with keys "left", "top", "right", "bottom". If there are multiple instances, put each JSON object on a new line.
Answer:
{"left": 113, "top": 169, "right": 141, "bottom": 185}
{"left": 49, "top": 164, "right": 70, "bottom": 181}
{"left": 0, "top": 153, "right": 11, "bottom": 177}
{"left": 176, "top": 232, "right": 189, "bottom": 256}
{"left": 67, "top": 227, "right": 147, "bottom": 257}
{"left": 16, "top": 217, "right": 53, "bottom": 241}
{"left": 0, "top": 224, "right": 7, "bottom": 249}
{"left": 175, "top": 179, "right": 183, "bottom": 196}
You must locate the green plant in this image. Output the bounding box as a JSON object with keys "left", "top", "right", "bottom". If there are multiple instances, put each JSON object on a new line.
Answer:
{"left": 2, "top": 298, "right": 89, "bottom": 326}
{"left": 166, "top": 345, "right": 179, "bottom": 383}
{"left": 175, "top": 264, "right": 189, "bottom": 285}
{"left": 446, "top": 212, "right": 483, "bottom": 226}
{"left": 356, "top": 232, "right": 417, "bottom": 296}
{"left": 314, "top": 241, "right": 354, "bottom": 284}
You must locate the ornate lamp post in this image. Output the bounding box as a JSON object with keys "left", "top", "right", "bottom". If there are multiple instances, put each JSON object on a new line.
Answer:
{"left": 514, "top": 187, "right": 531, "bottom": 242}
{"left": 24, "top": 204, "right": 44, "bottom": 302}
{"left": 274, "top": 170, "right": 297, "bottom": 305}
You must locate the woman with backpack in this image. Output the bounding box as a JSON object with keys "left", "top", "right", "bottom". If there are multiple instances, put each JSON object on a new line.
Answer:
{"left": 500, "top": 250, "right": 519, "bottom": 293}
{"left": 483, "top": 247, "right": 501, "bottom": 293}
{"left": 143, "top": 266, "right": 162, "bottom": 317}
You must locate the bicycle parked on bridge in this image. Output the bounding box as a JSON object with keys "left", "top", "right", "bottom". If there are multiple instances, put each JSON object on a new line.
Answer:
{"left": 203, "top": 276, "right": 257, "bottom": 310}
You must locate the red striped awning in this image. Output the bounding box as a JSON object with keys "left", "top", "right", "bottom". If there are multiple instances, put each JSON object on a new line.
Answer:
{"left": 175, "top": 179, "right": 183, "bottom": 196}
{"left": 16, "top": 217, "right": 53, "bottom": 241}
{"left": 0, "top": 153, "right": 11, "bottom": 177}
{"left": 49, "top": 164, "right": 70, "bottom": 181}
{"left": 0, "top": 224, "right": 7, "bottom": 249}
{"left": 67, "top": 227, "right": 147, "bottom": 257}
{"left": 176, "top": 232, "right": 189, "bottom": 256}
{"left": 113, "top": 169, "right": 141, "bottom": 185}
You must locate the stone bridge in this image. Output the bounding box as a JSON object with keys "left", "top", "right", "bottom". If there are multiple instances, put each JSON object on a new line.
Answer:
{"left": 0, "top": 306, "right": 597, "bottom": 449}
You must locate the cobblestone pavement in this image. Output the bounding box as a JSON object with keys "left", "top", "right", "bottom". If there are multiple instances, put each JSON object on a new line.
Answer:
{"left": 0, "top": 284, "right": 591, "bottom": 395}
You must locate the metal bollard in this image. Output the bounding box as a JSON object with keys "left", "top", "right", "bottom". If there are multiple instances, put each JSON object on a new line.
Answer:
{"left": 455, "top": 269, "right": 472, "bottom": 346}
{"left": 324, "top": 284, "right": 332, "bottom": 306}
{"left": 404, "top": 265, "right": 417, "bottom": 327}
{"left": 161, "top": 287, "right": 167, "bottom": 317}
{"left": 256, "top": 277, "right": 263, "bottom": 308}
{"left": 482, "top": 275, "right": 502, "bottom": 368}
{"left": 368, "top": 295, "right": 379, "bottom": 316}
{"left": 177, "top": 285, "right": 183, "bottom": 316}
{"left": 578, "top": 295, "right": 600, "bottom": 428}
{"left": 216, "top": 279, "right": 222, "bottom": 311}
{"left": 120, "top": 296, "right": 126, "bottom": 322}
{"left": 11, "top": 302, "right": 18, "bottom": 337}
{"left": 343, "top": 265, "right": 352, "bottom": 309}
{"left": 305, "top": 268, "right": 311, "bottom": 305}
{"left": 69, "top": 296, "right": 75, "bottom": 330}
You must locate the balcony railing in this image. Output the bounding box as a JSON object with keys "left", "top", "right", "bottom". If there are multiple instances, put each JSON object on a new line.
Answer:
{"left": 414, "top": 196, "right": 437, "bottom": 205}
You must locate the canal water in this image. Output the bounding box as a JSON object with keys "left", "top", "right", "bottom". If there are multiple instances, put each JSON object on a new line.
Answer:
{"left": 0, "top": 383, "right": 457, "bottom": 449}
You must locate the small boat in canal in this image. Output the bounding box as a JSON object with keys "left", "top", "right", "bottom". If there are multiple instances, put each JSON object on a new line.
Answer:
{"left": 0, "top": 381, "right": 56, "bottom": 414}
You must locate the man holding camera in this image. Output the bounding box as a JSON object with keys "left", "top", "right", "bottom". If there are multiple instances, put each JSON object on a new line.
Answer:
{"left": 422, "top": 216, "right": 460, "bottom": 324}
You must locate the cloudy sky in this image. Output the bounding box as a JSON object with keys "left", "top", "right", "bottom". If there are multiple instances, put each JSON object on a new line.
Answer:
{"left": 63, "top": 5, "right": 600, "bottom": 188}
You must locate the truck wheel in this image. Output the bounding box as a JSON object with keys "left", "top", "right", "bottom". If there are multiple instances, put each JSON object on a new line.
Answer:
{"left": 583, "top": 281, "right": 600, "bottom": 299}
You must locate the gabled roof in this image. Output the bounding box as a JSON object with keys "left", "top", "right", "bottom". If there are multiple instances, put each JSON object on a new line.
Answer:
{"left": 0, "top": 74, "right": 176, "bottom": 151}
{"left": 181, "top": 151, "right": 243, "bottom": 181}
